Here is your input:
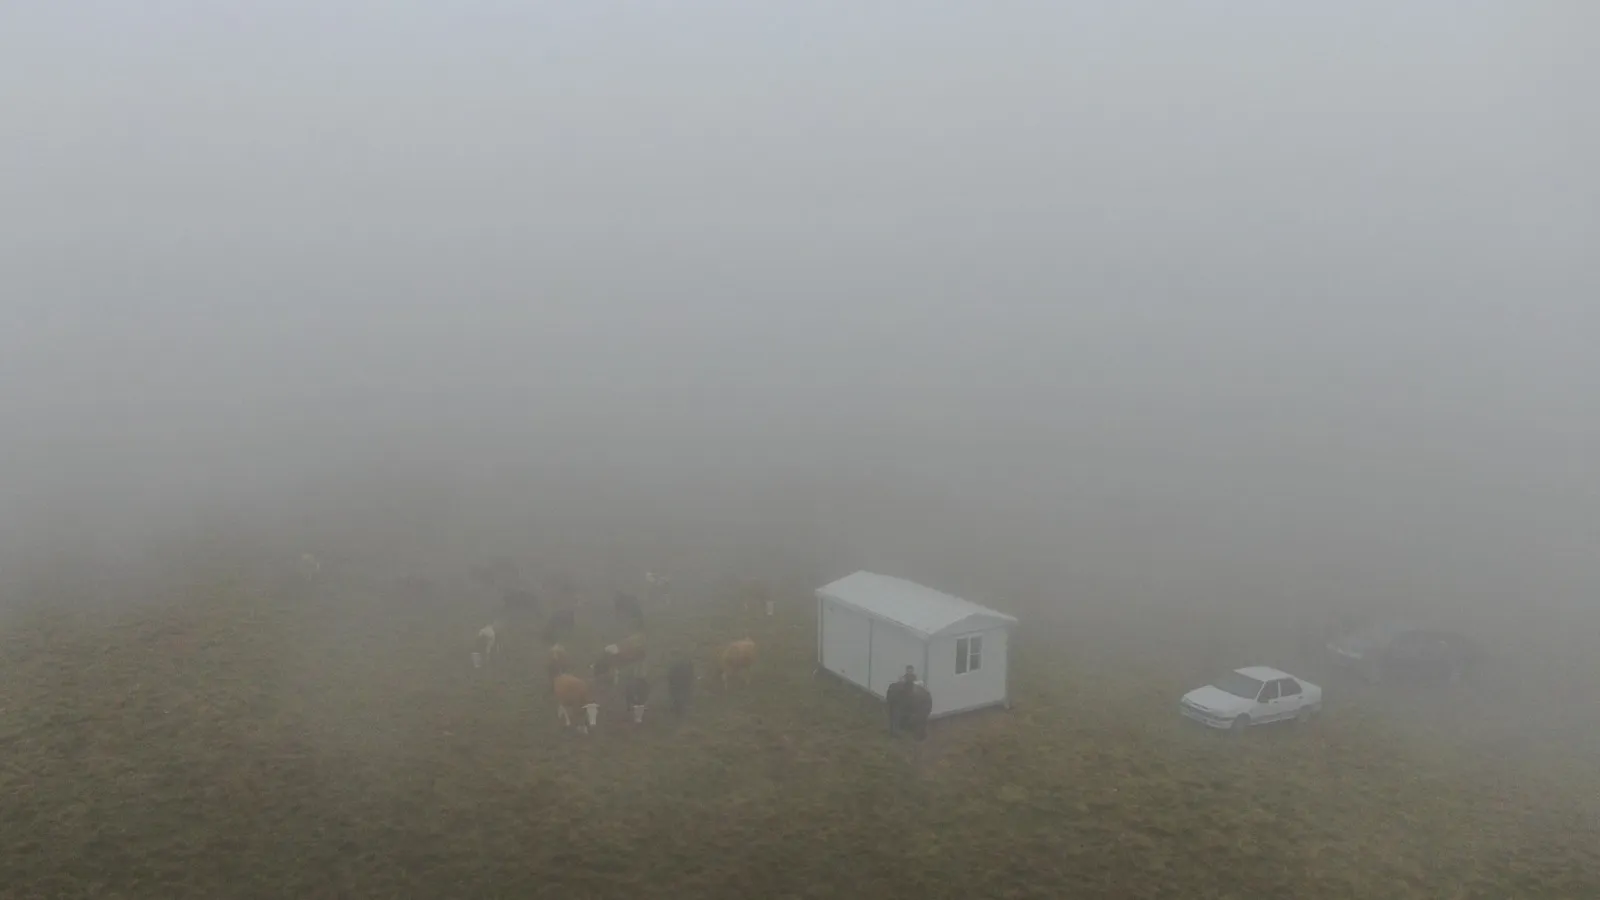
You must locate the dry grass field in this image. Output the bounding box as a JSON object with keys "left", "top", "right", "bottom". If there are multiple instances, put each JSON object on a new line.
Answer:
{"left": 2, "top": 562, "right": 1597, "bottom": 899}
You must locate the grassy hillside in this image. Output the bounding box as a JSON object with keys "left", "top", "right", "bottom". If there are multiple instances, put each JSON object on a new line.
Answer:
{"left": 1, "top": 568, "right": 1595, "bottom": 899}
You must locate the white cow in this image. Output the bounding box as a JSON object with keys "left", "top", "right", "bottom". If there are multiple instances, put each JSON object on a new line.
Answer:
{"left": 472, "top": 622, "right": 499, "bottom": 668}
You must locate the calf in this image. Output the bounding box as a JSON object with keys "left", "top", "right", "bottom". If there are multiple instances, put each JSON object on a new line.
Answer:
{"left": 592, "top": 633, "right": 647, "bottom": 685}
{"left": 553, "top": 673, "right": 598, "bottom": 734}
{"left": 718, "top": 638, "right": 757, "bottom": 691}
{"left": 624, "top": 675, "right": 651, "bottom": 724}
{"left": 544, "top": 609, "right": 576, "bottom": 644}
{"left": 613, "top": 592, "right": 644, "bottom": 627}
{"left": 667, "top": 660, "right": 695, "bottom": 716}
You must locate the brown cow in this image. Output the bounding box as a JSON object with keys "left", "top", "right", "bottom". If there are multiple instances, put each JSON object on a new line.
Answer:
{"left": 553, "top": 673, "right": 598, "bottom": 734}
{"left": 719, "top": 638, "right": 757, "bottom": 691}
{"left": 592, "top": 633, "right": 647, "bottom": 685}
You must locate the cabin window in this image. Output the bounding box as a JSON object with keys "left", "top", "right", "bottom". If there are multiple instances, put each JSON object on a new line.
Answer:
{"left": 956, "top": 635, "right": 982, "bottom": 674}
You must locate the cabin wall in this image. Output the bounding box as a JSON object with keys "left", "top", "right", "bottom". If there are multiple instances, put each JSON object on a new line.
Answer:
{"left": 819, "top": 596, "right": 873, "bottom": 691}
{"left": 926, "top": 627, "right": 1009, "bottom": 716}
{"left": 868, "top": 622, "right": 927, "bottom": 698}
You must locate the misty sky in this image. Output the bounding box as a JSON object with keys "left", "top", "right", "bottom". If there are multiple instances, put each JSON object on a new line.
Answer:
{"left": 2, "top": 3, "right": 1595, "bottom": 605}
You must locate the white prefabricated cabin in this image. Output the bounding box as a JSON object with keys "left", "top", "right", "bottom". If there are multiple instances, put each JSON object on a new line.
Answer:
{"left": 815, "top": 571, "right": 1018, "bottom": 718}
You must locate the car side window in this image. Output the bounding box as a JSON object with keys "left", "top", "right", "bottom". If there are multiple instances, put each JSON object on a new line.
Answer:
{"left": 1258, "top": 680, "right": 1279, "bottom": 701}
{"left": 1278, "top": 678, "right": 1302, "bottom": 698}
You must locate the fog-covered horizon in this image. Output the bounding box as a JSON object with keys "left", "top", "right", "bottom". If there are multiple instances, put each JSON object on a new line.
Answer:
{"left": 3, "top": 3, "right": 1595, "bottom": 621}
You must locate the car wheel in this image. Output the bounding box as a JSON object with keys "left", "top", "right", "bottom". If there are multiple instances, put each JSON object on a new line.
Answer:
{"left": 1231, "top": 714, "right": 1251, "bottom": 733}
{"left": 1296, "top": 706, "right": 1314, "bottom": 724}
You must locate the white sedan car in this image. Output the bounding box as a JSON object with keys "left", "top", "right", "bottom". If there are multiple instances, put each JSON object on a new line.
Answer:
{"left": 1180, "top": 666, "right": 1322, "bottom": 732}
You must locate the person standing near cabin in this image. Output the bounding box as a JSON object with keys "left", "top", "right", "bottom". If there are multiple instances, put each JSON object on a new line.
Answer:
{"left": 887, "top": 665, "right": 918, "bottom": 736}
{"left": 892, "top": 665, "right": 933, "bottom": 740}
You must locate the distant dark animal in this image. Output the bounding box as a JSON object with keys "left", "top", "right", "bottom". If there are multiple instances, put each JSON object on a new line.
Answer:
{"left": 624, "top": 675, "right": 651, "bottom": 724}
{"left": 718, "top": 638, "right": 757, "bottom": 691}
{"left": 666, "top": 660, "right": 695, "bottom": 715}
{"left": 613, "top": 592, "right": 644, "bottom": 627}
{"left": 592, "top": 633, "right": 648, "bottom": 685}
{"left": 503, "top": 589, "right": 542, "bottom": 616}
{"left": 886, "top": 679, "right": 933, "bottom": 740}
{"left": 544, "top": 609, "right": 576, "bottom": 644}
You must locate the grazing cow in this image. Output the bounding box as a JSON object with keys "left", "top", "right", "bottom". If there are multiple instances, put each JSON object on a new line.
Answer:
{"left": 624, "top": 675, "right": 651, "bottom": 724}
{"left": 613, "top": 592, "right": 644, "bottom": 627}
{"left": 718, "top": 638, "right": 757, "bottom": 691}
{"left": 667, "top": 659, "right": 695, "bottom": 716}
{"left": 544, "top": 609, "right": 576, "bottom": 644}
{"left": 553, "top": 673, "right": 598, "bottom": 734}
{"left": 473, "top": 623, "right": 498, "bottom": 668}
{"left": 592, "top": 633, "right": 647, "bottom": 685}
{"left": 547, "top": 644, "right": 570, "bottom": 683}
{"left": 886, "top": 667, "right": 933, "bottom": 740}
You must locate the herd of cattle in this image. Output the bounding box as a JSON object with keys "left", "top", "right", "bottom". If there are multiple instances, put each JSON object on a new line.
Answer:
{"left": 466, "top": 559, "right": 764, "bottom": 736}
{"left": 293, "top": 552, "right": 938, "bottom": 741}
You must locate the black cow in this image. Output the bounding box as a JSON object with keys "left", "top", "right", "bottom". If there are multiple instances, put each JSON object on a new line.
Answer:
{"left": 886, "top": 675, "right": 933, "bottom": 740}
{"left": 624, "top": 675, "right": 651, "bottom": 724}
{"left": 613, "top": 591, "right": 644, "bottom": 627}
{"left": 544, "top": 609, "right": 576, "bottom": 644}
{"left": 667, "top": 660, "right": 694, "bottom": 716}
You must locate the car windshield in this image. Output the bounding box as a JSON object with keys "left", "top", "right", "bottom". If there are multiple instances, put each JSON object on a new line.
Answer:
{"left": 1211, "top": 672, "right": 1265, "bottom": 700}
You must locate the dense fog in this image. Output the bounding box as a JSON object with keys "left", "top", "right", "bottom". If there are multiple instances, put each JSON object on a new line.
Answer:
{"left": 2, "top": 3, "right": 1595, "bottom": 630}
